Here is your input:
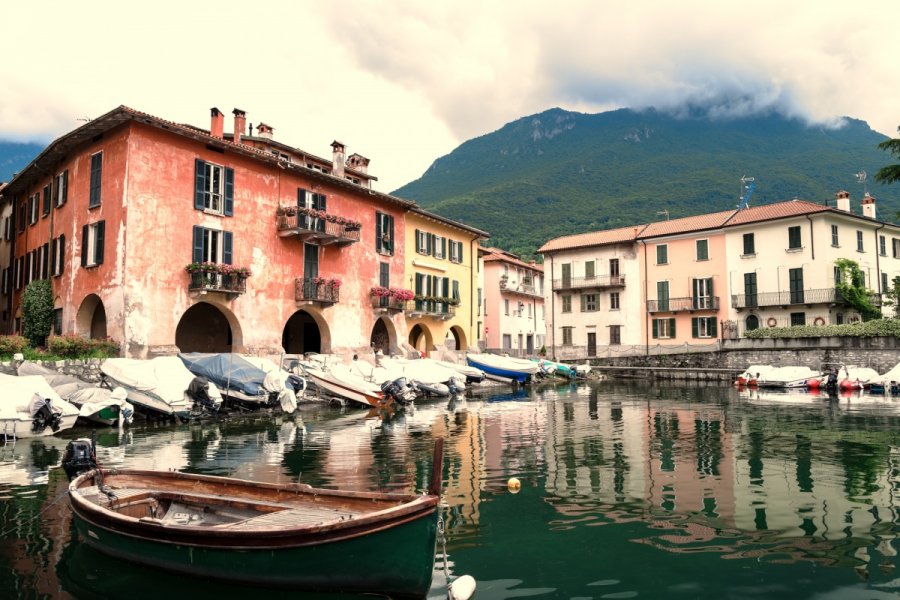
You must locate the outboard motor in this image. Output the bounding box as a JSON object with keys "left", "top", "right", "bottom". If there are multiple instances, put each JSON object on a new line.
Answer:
{"left": 381, "top": 377, "right": 415, "bottom": 406}
{"left": 187, "top": 377, "right": 217, "bottom": 413}
{"left": 287, "top": 374, "right": 306, "bottom": 394}
{"left": 63, "top": 438, "right": 97, "bottom": 480}
{"left": 447, "top": 376, "right": 466, "bottom": 395}
{"left": 29, "top": 395, "right": 61, "bottom": 434}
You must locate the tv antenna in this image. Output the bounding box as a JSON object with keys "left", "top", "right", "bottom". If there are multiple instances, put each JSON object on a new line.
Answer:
{"left": 739, "top": 176, "right": 755, "bottom": 209}
{"left": 855, "top": 170, "right": 868, "bottom": 196}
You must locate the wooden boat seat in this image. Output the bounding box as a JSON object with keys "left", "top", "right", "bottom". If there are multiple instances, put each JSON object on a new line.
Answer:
{"left": 221, "top": 505, "right": 359, "bottom": 530}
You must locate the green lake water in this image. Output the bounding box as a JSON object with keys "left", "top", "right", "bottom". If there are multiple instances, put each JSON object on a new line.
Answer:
{"left": 2, "top": 380, "right": 899, "bottom": 599}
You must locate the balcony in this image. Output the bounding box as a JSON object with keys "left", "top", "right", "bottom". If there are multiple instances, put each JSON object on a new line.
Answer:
{"left": 647, "top": 296, "right": 720, "bottom": 313}
{"left": 276, "top": 212, "right": 361, "bottom": 247}
{"left": 370, "top": 295, "right": 406, "bottom": 313}
{"left": 499, "top": 279, "right": 543, "bottom": 298}
{"left": 405, "top": 299, "right": 457, "bottom": 320}
{"left": 553, "top": 274, "right": 625, "bottom": 291}
{"left": 294, "top": 278, "right": 340, "bottom": 306}
{"left": 731, "top": 287, "right": 852, "bottom": 309}
{"left": 187, "top": 272, "right": 248, "bottom": 299}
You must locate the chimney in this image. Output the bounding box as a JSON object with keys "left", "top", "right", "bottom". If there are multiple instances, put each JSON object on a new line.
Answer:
{"left": 232, "top": 108, "right": 246, "bottom": 145}
{"left": 257, "top": 122, "right": 274, "bottom": 140}
{"left": 210, "top": 107, "right": 224, "bottom": 138}
{"left": 331, "top": 141, "right": 346, "bottom": 179}
{"left": 861, "top": 193, "right": 876, "bottom": 219}
{"left": 836, "top": 190, "right": 850, "bottom": 212}
{"left": 347, "top": 152, "right": 370, "bottom": 174}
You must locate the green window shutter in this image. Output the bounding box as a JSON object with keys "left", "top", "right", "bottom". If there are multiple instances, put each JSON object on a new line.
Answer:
{"left": 81, "top": 224, "right": 88, "bottom": 266}
{"left": 223, "top": 167, "right": 234, "bottom": 216}
{"left": 442, "top": 237, "right": 447, "bottom": 259}
{"left": 192, "top": 226, "right": 204, "bottom": 263}
{"left": 89, "top": 153, "right": 102, "bottom": 207}
{"left": 297, "top": 188, "right": 307, "bottom": 207}
{"left": 691, "top": 317, "right": 699, "bottom": 338}
{"left": 388, "top": 216, "right": 394, "bottom": 254}
{"left": 580, "top": 295, "right": 586, "bottom": 311}
{"left": 427, "top": 233, "right": 434, "bottom": 256}
{"left": 59, "top": 234, "right": 65, "bottom": 274}
{"left": 95, "top": 221, "right": 105, "bottom": 265}
{"left": 652, "top": 319, "right": 659, "bottom": 339}
{"left": 459, "top": 242, "right": 463, "bottom": 262}
{"left": 375, "top": 212, "right": 382, "bottom": 251}
{"left": 669, "top": 318, "right": 676, "bottom": 337}
{"left": 223, "top": 231, "right": 233, "bottom": 264}
{"left": 709, "top": 318, "right": 717, "bottom": 337}
{"left": 194, "top": 159, "right": 206, "bottom": 210}
{"left": 61, "top": 170, "right": 68, "bottom": 206}
{"left": 415, "top": 229, "right": 421, "bottom": 252}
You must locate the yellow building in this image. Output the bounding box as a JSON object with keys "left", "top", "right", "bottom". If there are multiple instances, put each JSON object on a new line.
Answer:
{"left": 403, "top": 208, "right": 488, "bottom": 355}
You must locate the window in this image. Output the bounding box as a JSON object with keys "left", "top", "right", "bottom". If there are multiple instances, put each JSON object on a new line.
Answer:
{"left": 477, "top": 288, "right": 482, "bottom": 316}
{"left": 581, "top": 294, "right": 598, "bottom": 312}
{"left": 449, "top": 240, "right": 463, "bottom": 263}
{"left": 610, "top": 325, "right": 621, "bottom": 345}
{"left": 790, "top": 312, "right": 806, "bottom": 326}
{"left": 561, "top": 263, "right": 572, "bottom": 287}
{"left": 894, "top": 238, "right": 900, "bottom": 258}
{"left": 375, "top": 211, "right": 394, "bottom": 255}
{"left": 609, "top": 258, "right": 619, "bottom": 279}
{"left": 831, "top": 225, "right": 839, "bottom": 247}
{"left": 696, "top": 239, "right": 709, "bottom": 261}
{"left": 691, "top": 316, "right": 717, "bottom": 338}
{"left": 656, "top": 280, "right": 670, "bottom": 311}
{"left": 742, "top": 233, "right": 755, "bottom": 256}
{"left": 745, "top": 315, "right": 759, "bottom": 331}
{"left": 191, "top": 225, "right": 232, "bottom": 265}
{"left": 39, "top": 243, "right": 49, "bottom": 279}
{"left": 585, "top": 260, "right": 596, "bottom": 279}
{"left": 42, "top": 184, "right": 51, "bottom": 217}
{"left": 788, "top": 226, "right": 801, "bottom": 249}
{"left": 561, "top": 295, "right": 572, "bottom": 313}
{"left": 15, "top": 256, "right": 24, "bottom": 290}
{"left": 29, "top": 193, "right": 39, "bottom": 225}
{"left": 50, "top": 235, "right": 66, "bottom": 277}
{"left": 656, "top": 244, "right": 668, "bottom": 265}
{"left": 879, "top": 235, "right": 886, "bottom": 256}
{"left": 54, "top": 170, "right": 68, "bottom": 207}
{"left": 692, "top": 277, "right": 713, "bottom": 309}
{"left": 561, "top": 327, "right": 573, "bottom": 346}
{"left": 527, "top": 304, "right": 532, "bottom": 319}
{"left": 194, "top": 159, "right": 234, "bottom": 216}
{"left": 17, "top": 200, "right": 26, "bottom": 232}
{"left": 433, "top": 235, "right": 446, "bottom": 259}
{"left": 856, "top": 230, "right": 864, "bottom": 252}
{"left": 1, "top": 268, "right": 8, "bottom": 294}
{"left": 452, "top": 280, "right": 460, "bottom": 305}
{"left": 610, "top": 292, "right": 620, "bottom": 310}
{"left": 652, "top": 318, "right": 675, "bottom": 339}
{"left": 834, "top": 266, "right": 841, "bottom": 285}
{"left": 89, "top": 152, "right": 103, "bottom": 208}
{"left": 81, "top": 221, "right": 106, "bottom": 267}
{"left": 789, "top": 267, "right": 804, "bottom": 304}
{"left": 53, "top": 308, "right": 63, "bottom": 335}
{"left": 504, "top": 299, "right": 509, "bottom": 315}
{"left": 744, "top": 273, "right": 757, "bottom": 307}
{"left": 881, "top": 272, "right": 888, "bottom": 293}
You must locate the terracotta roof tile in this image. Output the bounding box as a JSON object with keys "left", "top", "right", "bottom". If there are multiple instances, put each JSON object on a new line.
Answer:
{"left": 639, "top": 209, "right": 736, "bottom": 238}
{"left": 725, "top": 199, "right": 831, "bottom": 226}
{"left": 539, "top": 224, "right": 646, "bottom": 253}
{"left": 482, "top": 246, "right": 543, "bottom": 271}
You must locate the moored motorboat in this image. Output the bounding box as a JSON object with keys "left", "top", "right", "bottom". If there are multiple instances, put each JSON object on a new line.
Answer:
{"left": 179, "top": 353, "right": 295, "bottom": 410}
{"left": 734, "top": 365, "right": 775, "bottom": 386}
{"left": 301, "top": 362, "right": 387, "bottom": 408}
{"left": 757, "top": 366, "right": 821, "bottom": 389}
{"left": 0, "top": 374, "right": 80, "bottom": 439}
{"left": 466, "top": 353, "right": 540, "bottom": 384}
{"left": 67, "top": 440, "right": 445, "bottom": 598}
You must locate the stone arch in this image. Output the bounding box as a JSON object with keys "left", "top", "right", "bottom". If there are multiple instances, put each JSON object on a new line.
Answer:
{"left": 369, "top": 316, "right": 397, "bottom": 354}
{"left": 745, "top": 314, "right": 760, "bottom": 332}
{"left": 75, "top": 294, "right": 108, "bottom": 339}
{"left": 447, "top": 325, "right": 467, "bottom": 351}
{"left": 408, "top": 324, "right": 433, "bottom": 356}
{"left": 282, "top": 309, "right": 331, "bottom": 355}
{"left": 175, "top": 301, "right": 243, "bottom": 353}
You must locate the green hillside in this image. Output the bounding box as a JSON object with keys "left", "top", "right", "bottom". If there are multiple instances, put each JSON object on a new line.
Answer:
{"left": 392, "top": 108, "right": 899, "bottom": 259}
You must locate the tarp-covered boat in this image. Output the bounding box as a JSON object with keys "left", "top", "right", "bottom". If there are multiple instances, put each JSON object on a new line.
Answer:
{"left": 178, "top": 353, "right": 296, "bottom": 411}
{"left": 0, "top": 373, "right": 80, "bottom": 439}
{"left": 67, "top": 440, "right": 445, "bottom": 598}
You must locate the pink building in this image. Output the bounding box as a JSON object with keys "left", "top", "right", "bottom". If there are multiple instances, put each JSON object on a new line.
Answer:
{"left": 480, "top": 247, "right": 545, "bottom": 355}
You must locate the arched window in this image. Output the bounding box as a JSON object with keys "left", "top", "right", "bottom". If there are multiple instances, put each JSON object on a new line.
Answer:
{"left": 746, "top": 314, "right": 760, "bottom": 332}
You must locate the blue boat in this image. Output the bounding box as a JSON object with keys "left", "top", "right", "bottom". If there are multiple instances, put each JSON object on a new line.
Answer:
{"left": 466, "top": 353, "right": 540, "bottom": 384}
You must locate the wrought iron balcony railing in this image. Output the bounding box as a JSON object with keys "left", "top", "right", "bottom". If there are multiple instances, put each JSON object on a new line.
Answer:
{"left": 553, "top": 274, "right": 625, "bottom": 291}
{"left": 370, "top": 295, "right": 406, "bottom": 312}
{"left": 647, "top": 296, "right": 720, "bottom": 313}
{"left": 294, "top": 278, "right": 340, "bottom": 305}
{"left": 405, "top": 300, "right": 456, "bottom": 320}
{"left": 499, "top": 281, "right": 544, "bottom": 298}
{"left": 276, "top": 213, "right": 361, "bottom": 246}
{"left": 730, "top": 287, "right": 849, "bottom": 309}
{"left": 188, "top": 272, "right": 248, "bottom": 296}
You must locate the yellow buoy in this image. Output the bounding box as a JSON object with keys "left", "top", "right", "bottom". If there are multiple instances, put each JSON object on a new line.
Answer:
{"left": 507, "top": 477, "right": 521, "bottom": 493}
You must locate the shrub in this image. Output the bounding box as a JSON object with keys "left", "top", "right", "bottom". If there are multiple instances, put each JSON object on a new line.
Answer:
{"left": 0, "top": 335, "right": 29, "bottom": 356}
{"left": 23, "top": 280, "right": 54, "bottom": 348}
{"left": 744, "top": 319, "right": 900, "bottom": 339}
{"left": 47, "top": 335, "right": 121, "bottom": 358}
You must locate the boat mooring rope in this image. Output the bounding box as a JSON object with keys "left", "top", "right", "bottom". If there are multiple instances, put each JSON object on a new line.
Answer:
{"left": 438, "top": 513, "right": 452, "bottom": 597}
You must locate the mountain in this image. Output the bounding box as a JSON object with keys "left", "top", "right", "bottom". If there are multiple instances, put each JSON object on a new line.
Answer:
{"left": 0, "top": 141, "right": 42, "bottom": 183}
{"left": 392, "top": 108, "right": 899, "bottom": 259}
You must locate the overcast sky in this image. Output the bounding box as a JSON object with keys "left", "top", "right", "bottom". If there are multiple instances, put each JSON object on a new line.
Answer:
{"left": 3, "top": 1, "right": 899, "bottom": 192}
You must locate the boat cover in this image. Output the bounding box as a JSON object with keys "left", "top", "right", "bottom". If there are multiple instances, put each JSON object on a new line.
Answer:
{"left": 178, "top": 353, "right": 269, "bottom": 398}
{"left": 18, "top": 361, "right": 130, "bottom": 419}
{"left": 0, "top": 373, "right": 79, "bottom": 418}
{"left": 102, "top": 356, "right": 223, "bottom": 405}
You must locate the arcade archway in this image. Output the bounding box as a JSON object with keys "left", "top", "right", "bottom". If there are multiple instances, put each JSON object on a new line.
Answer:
{"left": 369, "top": 317, "right": 397, "bottom": 354}
{"left": 447, "top": 325, "right": 467, "bottom": 351}
{"left": 175, "top": 302, "right": 241, "bottom": 353}
{"left": 75, "top": 294, "right": 108, "bottom": 339}
{"left": 408, "top": 323, "right": 434, "bottom": 356}
{"left": 282, "top": 310, "right": 330, "bottom": 355}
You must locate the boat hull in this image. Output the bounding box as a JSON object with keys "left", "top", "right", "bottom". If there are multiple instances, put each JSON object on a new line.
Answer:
{"left": 466, "top": 356, "right": 532, "bottom": 383}
{"left": 71, "top": 506, "right": 437, "bottom": 597}
{"left": 1, "top": 414, "right": 78, "bottom": 439}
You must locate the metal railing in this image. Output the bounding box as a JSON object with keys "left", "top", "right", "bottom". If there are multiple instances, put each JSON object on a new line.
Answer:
{"left": 276, "top": 214, "right": 361, "bottom": 246}
{"left": 405, "top": 300, "right": 456, "bottom": 320}
{"left": 188, "top": 272, "right": 248, "bottom": 295}
{"left": 553, "top": 274, "right": 625, "bottom": 291}
{"left": 294, "top": 278, "right": 340, "bottom": 304}
{"left": 500, "top": 281, "right": 543, "bottom": 297}
{"left": 647, "top": 296, "right": 720, "bottom": 313}
{"left": 730, "top": 287, "right": 847, "bottom": 308}
{"left": 370, "top": 295, "right": 405, "bottom": 311}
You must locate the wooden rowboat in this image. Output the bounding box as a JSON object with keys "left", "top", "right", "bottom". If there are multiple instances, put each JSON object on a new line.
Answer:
{"left": 68, "top": 440, "right": 444, "bottom": 598}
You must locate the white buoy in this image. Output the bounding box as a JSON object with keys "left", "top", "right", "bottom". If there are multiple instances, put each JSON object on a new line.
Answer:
{"left": 448, "top": 574, "right": 477, "bottom": 600}
{"left": 507, "top": 477, "right": 521, "bottom": 493}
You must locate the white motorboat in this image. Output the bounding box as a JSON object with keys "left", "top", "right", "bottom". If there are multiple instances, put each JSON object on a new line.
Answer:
{"left": 101, "top": 356, "right": 223, "bottom": 418}
{"left": 0, "top": 373, "right": 80, "bottom": 439}
{"left": 756, "top": 366, "right": 821, "bottom": 389}
{"left": 301, "top": 362, "right": 386, "bottom": 408}
{"left": 17, "top": 361, "right": 133, "bottom": 426}
{"left": 434, "top": 360, "right": 486, "bottom": 384}
{"left": 734, "top": 364, "right": 775, "bottom": 386}
{"left": 466, "top": 353, "right": 541, "bottom": 384}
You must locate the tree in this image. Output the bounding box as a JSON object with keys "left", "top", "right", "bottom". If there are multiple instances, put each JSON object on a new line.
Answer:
{"left": 875, "top": 126, "right": 900, "bottom": 185}
{"left": 834, "top": 258, "right": 881, "bottom": 321}
{"left": 23, "top": 279, "right": 54, "bottom": 348}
